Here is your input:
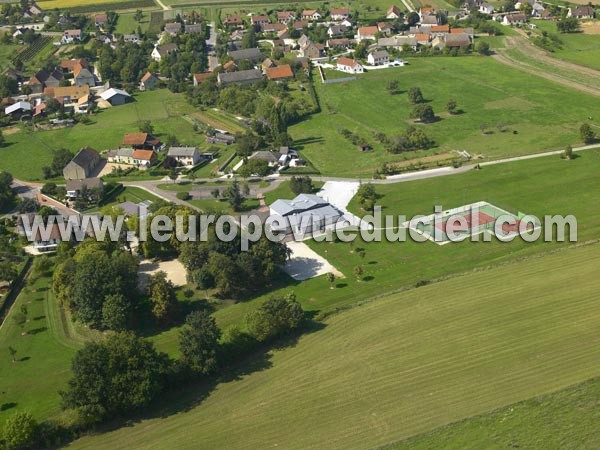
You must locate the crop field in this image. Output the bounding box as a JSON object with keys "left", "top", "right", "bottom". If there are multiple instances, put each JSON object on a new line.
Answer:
{"left": 37, "top": 0, "right": 154, "bottom": 11}
{"left": 0, "top": 90, "right": 198, "bottom": 181}
{"left": 67, "top": 242, "right": 600, "bottom": 449}
{"left": 395, "top": 375, "right": 600, "bottom": 449}
{"left": 290, "top": 57, "right": 599, "bottom": 177}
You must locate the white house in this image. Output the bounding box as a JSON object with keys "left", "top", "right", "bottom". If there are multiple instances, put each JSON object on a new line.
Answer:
{"left": 330, "top": 8, "right": 350, "bottom": 21}
{"left": 367, "top": 50, "right": 390, "bottom": 66}
{"left": 167, "top": 147, "right": 200, "bottom": 167}
{"left": 337, "top": 57, "right": 364, "bottom": 74}
{"left": 479, "top": 2, "right": 495, "bottom": 14}
{"left": 151, "top": 43, "right": 178, "bottom": 62}
{"left": 5, "top": 101, "right": 32, "bottom": 115}
{"left": 387, "top": 5, "right": 402, "bottom": 19}
{"left": 502, "top": 13, "right": 527, "bottom": 25}
{"left": 301, "top": 9, "right": 322, "bottom": 21}
{"left": 356, "top": 25, "right": 379, "bottom": 42}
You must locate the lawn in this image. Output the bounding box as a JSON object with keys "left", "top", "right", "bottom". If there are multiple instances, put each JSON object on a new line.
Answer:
{"left": 0, "top": 90, "right": 199, "bottom": 181}
{"left": 263, "top": 180, "right": 324, "bottom": 205}
{"left": 188, "top": 197, "right": 261, "bottom": 214}
{"left": 531, "top": 19, "right": 600, "bottom": 71}
{"left": 290, "top": 56, "right": 599, "bottom": 177}
{"left": 67, "top": 242, "right": 600, "bottom": 449}
{"left": 115, "top": 11, "right": 151, "bottom": 35}
{"left": 395, "top": 375, "right": 600, "bottom": 449}
{"left": 207, "top": 149, "right": 600, "bottom": 330}
{"left": 0, "top": 272, "right": 91, "bottom": 427}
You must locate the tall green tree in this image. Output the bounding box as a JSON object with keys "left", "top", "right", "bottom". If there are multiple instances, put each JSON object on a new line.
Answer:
{"left": 179, "top": 310, "right": 221, "bottom": 375}
{"left": 245, "top": 294, "right": 304, "bottom": 342}
{"left": 2, "top": 411, "right": 38, "bottom": 450}
{"left": 148, "top": 271, "right": 179, "bottom": 325}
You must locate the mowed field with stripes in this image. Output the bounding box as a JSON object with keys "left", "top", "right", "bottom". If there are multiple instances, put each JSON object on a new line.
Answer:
{"left": 68, "top": 242, "right": 600, "bottom": 449}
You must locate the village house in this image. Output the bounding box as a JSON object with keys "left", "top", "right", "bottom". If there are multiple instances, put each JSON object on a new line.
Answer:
{"left": 387, "top": 5, "right": 402, "bottom": 19}
{"left": 224, "top": 14, "right": 244, "bottom": 27}
{"left": 378, "top": 22, "right": 393, "bottom": 36}
{"left": 567, "top": 5, "right": 595, "bottom": 19}
{"left": 229, "top": 47, "right": 263, "bottom": 63}
{"left": 262, "top": 23, "right": 286, "bottom": 34}
{"left": 357, "top": 26, "right": 379, "bottom": 41}
{"left": 131, "top": 149, "right": 156, "bottom": 167}
{"left": 44, "top": 85, "right": 90, "bottom": 112}
{"left": 167, "top": 147, "right": 201, "bottom": 167}
{"left": 164, "top": 22, "right": 182, "bottom": 35}
{"left": 206, "top": 133, "right": 236, "bottom": 145}
{"left": 32, "top": 223, "right": 63, "bottom": 252}
{"left": 503, "top": 13, "right": 527, "bottom": 25}
{"left": 122, "top": 132, "right": 161, "bottom": 150}
{"left": 327, "top": 38, "right": 351, "bottom": 49}
{"left": 266, "top": 64, "right": 294, "bottom": 81}
{"left": 193, "top": 72, "right": 213, "bottom": 86}
{"left": 139, "top": 72, "right": 159, "bottom": 90}
{"left": 277, "top": 11, "right": 296, "bottom": 24}
{"left": 302, "top": 9, "right": 322, "bottom": 21}
{"left": 107, "top": 148, "right": 135, "bottom": 164}
{"left": 63, "top": 147, "right": 101, "bottom": 180}
{"left": 124, "top": 34, "right": 140, "bottom": 44}
{"left": 99, "top": 87, "right": 131, "bottom": 106}
{"left": 378, "top": 36, "right": 417, "bottom": 51}
{"left": 61, "top": 29, "right": 82, "bottom": 45}
{"left": 217, "top": 69, "right": 264, "bottom": 86}
{"left": 328, "top": 24, "right": 348, "bottom": 37}
{"left": 66, "top": 177, "right": 104, "bottom": 199}
{"left": 368, "top": 50, "right": 390, "bottom": 66}
{"left": 73, "top": 64, "right": 95, "bottom": 87}
{"left": 251, "top": 15, "right": 270, "bottom": 27}
{"left": 479, "top": 2, "right": 495, "bottom": 14}
{"left": 432, "top": 33, "right": 472, "bottom": 50}
{"left": 28, "top": 68, "right": 63, "bottom": 93}
{"left": 330, "top": 8, "right": 350, "bottom": 21}
{"left": 93, "top": 13, "right": 108, "bottom": 27}
{"left": 4, "top": 101, "right": 32, "bottom": 117}
{"left": 337, "top": 56, "right": 364, "bottom": 74}
{"left": 185, "top": 24, "right": 204, "bottom": 34}
{"left": 151, "top": 43, "right": 178, "bottom": 62}
{"left": 292, "top": 20, "right": 308, "bottom": 31}
{"left": 300, "top": 41, "right": 324, "bottom": 59}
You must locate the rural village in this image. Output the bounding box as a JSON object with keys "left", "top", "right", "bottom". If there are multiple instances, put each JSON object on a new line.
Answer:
{"left": 1, "top": 0, "right": 600, "bottom": 447}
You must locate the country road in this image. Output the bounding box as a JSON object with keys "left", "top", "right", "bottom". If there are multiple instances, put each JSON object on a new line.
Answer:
{"left": 155, "top": 0, "right": 169, "bottom": 11}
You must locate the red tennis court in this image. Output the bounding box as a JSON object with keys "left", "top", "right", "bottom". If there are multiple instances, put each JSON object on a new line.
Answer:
{"left": 435, "top": 211, "right": 496, "bottom": 234}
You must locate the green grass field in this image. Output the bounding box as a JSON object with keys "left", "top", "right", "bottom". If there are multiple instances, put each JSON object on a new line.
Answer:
{"left": 66, "top": 242, "right": 600, "bottom": 449}
{"left": 395, "top": 375, "right": 600, "bottom": 449}
{"left": 531, "top": 20, "right": 600, "bottom": 71}
{"left": 290, "top": 57, "right": 599, "bottom": 177}
{"left": 115, "top": 11, "right": 151, "bottom": 35}
{"left": 1, "top": 90, "right": 198, "bottom": 181}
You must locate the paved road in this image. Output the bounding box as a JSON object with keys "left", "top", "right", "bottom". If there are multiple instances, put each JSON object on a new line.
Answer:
{"left": 206, "top": 22, "right": 219, "bottom": 71}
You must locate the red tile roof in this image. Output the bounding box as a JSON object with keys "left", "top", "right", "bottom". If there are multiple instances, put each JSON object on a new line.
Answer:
{"left": 266, "top": 64, "right": 294, "bottom": 80}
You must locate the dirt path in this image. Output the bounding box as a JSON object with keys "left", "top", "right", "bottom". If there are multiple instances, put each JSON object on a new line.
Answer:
{"left": 493, "top": 34, "right": 600, "bottom": 97}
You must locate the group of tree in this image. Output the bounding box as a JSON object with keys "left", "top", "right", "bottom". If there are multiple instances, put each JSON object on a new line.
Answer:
{"left": 155, "top": 32, "right": 208, "bottom": 91}
{"left": 97, "top": 41, "right": 152, "bottom": 85}
{"left": 0, "top": 171, "right": 14, "bottom": 212}
{"left": 407, "top": 86, "right": 424, "bottom": 104}
{"left": 289, "top": 176, "right": 314, "bottom": 195}
{"left": 410, "top": 104, "right": 436, "bottom": 123}
{"left": 557, "top": 17, "right": 580, "bottom": 33}
{"left": 385, "top": 126, "right": 433, "bottom": 153}
{"left": 52, "top": 240, "right": 139, "bottom": 329}
{"left": 355, "top": 183, "right": 378, "bottom": 212}
{"left": 179, "top": 231, "right": 290, "bottom": 299}
{"left": 245, "top": 294, "right": 304, "bottom": 342}
{"left": 41, "top": 148, "right": 74, "bottom": 179}
{"left": 237, "top": 158, "right": 271, "bottom": 178}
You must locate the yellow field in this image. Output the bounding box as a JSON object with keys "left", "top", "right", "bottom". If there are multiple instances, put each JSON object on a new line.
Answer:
{"left": 38, "top": 0, "right": 148, "bottom": 10}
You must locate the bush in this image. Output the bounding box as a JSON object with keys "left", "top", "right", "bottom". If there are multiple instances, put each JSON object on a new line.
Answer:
{"left": 176, "top": 191, "right": 191, "bottom": 201}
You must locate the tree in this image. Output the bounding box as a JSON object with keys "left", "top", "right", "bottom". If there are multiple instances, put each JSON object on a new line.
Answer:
{"left": 134, "top": 9, "right": 143, "bottom": 22}
{"left": 0, "top": 129, "right": 4, "bottom": 147}
{"left": 407, "top": 11, "right": 420, "bottom": 25}
{"left": 225, "top": 179, "right": 244, "bottom": 212}
{"left": 148, "top": 272, "right": 179, "bottom": 325}
{"left": 210, "top": 188, "right": 220, "bottom": 199}
{"left": 407, "top": 86, "right": 424, "bottom": 104}
{"left": 476, "top": 40, "right": 490, "bottom": 55}
{"left": 61, "top": 333, "right": 167, "bottom": 421}
{"left": 3, "top": 411, "right": 38, "bottom": 450}
{"left": 8, "top": 346, "right": 17, "bottom": 363}
{"left": 0, "top": 260, "right": 17, "bottom": 283}
{"left": 242, "top": 25, "right": 257, "bottom": 49}
{"left": 139, "top": 120, "right": 153, "bottom": 134}
{"left": 0, "top": 171, "right": 14, "bottom": 212}
{"left": 12, "top": 312, "right": 26, "bottom": 334}
{"left": 327, "top": 272, "right": 335, "bottom": 289}
{"left": 410, "top": 104, "right": 435, "bottom": 123}
{"left": 580, "top": 123, "right": 595, "bottom": 144}
{"left": 564, "top": 145, "right": 574, "bottom": 160}
{"left": 446, "top": 99, "right": 458, "bottom": 114}
{"left": 557, "top": 17, "right": 580, "bottom": 33}
{"left": 245, "top": 294, "right": 304, "bottom": 342}
{"left": 179, "top": 310, "right": 221, "bottom": 375}
{"left": 353, "top": 265, "right": 364, "bottom": 282}
{"left": 102, "top": 294, "right": 129, "bottom": 331}
{"left": 387, "top": 80, "right": 399, "bottom": 95}
{"left": 356, "top": 183, "right": 377, "bottom": 211}
{"left": 289, "top": 176, "right": 314, "bottom": 195}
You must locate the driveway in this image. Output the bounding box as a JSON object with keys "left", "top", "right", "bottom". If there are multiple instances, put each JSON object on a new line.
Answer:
{"left": 284, "top": 241, "right": 343, "bottom": 281}
{"left": 318, "top": 181, "right": 365, "bottom": 228}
